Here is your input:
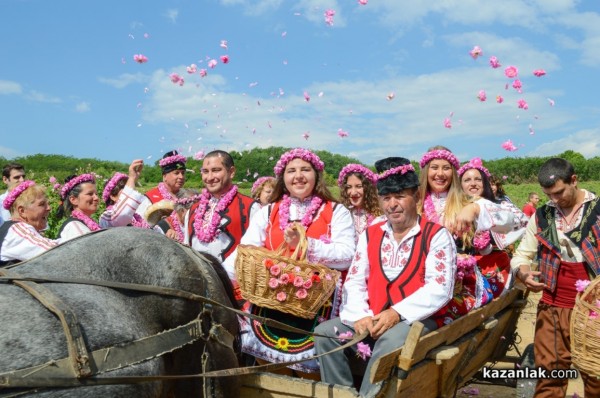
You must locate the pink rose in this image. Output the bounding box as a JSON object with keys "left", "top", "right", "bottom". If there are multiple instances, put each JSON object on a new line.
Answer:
{"left": 49, "top": 176, "right": 57, "bottom": 183}
{"left": 296, "top": 288, "right": 308, "bottom": 300}
{"left": 489, "top": 56, "right": 501, "bottom": 68}
{"left": 199, "top": 69, "right": 207, "bottom": 77}
{"left": 477, "top": 90, "right": 486, "bottom": 102}
{"left": 276, "top": 291, "right": 287, "bottom": 302}
{"left": 496, "top": 95, "right": 504, "bottom": 104}
{"left": 293, "top": 276, "right": 304, "bottom": 287}
{"left": 220, "top": 55, "right": 229, "bottom": 64}
{"left": 270, "top": 264, "right": 281, "bottom": 277}
{"left": 533, "top": 69, "right": 546, "bottom": 77}
{"left": 504, "top": 66, "right": 518, "bottom": 79}
{"left": 303, "top": 279, "right": 313, "bottom": 289}
{"left": 268, "top": 278, "right": 279, "bottom": 289}
{"left": 279, "top": 273, "right": 290, "bottom": 285}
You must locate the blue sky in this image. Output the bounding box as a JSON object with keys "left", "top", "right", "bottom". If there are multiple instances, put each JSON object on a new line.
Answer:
{"left": 1, "top": 0, "right": 600, "bottom": 166}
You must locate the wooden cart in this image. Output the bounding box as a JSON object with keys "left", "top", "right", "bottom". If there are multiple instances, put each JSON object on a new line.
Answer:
{"left": 239, "top": 288, "right": 527, "bottom": 398}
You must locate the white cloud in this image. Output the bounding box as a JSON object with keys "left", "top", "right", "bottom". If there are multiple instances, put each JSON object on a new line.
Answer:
{"left": 98, "top": 73, "right": 148, "bottom": 89}
{"left": 164, "top": 9, "right": 179, "bottom": 24}
{"left": 528, "top": 128, "right": 600, "bottom": 158}
{"left": 25, "top": 90, "right": 61, "bottom": 103}
{"left": 0, "top": 145, "right": 22, "bottom": 159}
{"left": 75, "top": 102, "right": 91, "bottom": 113}
{"left": 0, "top": 80, "right": 22, "bottom": 95}
{"left": 138, "top": 59, "right": 576, "bottom": 164}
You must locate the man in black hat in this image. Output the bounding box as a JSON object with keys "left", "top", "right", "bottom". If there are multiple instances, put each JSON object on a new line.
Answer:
{"left": 315, "top": 157, "right": 457, "bottom": 397}
{"left": 136, "top": 150, "right": 187, "bottom": 221}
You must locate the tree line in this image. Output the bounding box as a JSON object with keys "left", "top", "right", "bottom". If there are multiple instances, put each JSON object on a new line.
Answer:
{"left": 1, "top": 148, "right": 598, "bottom": 189}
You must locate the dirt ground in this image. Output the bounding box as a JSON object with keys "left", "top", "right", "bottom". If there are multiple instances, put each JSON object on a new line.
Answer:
{"left": 455, "top": 289, "right": 585, "bottom": 398}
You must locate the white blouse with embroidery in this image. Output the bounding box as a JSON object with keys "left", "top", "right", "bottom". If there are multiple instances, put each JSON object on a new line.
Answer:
{"left": 223, "top": 199, "right": 356, "bottom": 282}
{"left": 1, "top": 222, "right": 62, "bottom": 262}
{"left": 340, "top": 220, "right": 457, "bottom": 325}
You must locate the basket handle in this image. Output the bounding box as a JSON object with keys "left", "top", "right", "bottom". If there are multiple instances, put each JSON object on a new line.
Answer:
{"left": 275, "top": 222, "right": 308, "bottom": 261}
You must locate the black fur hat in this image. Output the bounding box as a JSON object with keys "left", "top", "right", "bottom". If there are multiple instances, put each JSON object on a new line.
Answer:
{"left": 375, "top": 157, "right": 419, "bottom": 195}
{"left": 160, "top": 150, "right": 186, "bottom": 174}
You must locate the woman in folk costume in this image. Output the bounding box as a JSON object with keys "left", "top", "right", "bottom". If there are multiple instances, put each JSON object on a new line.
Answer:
{"left": 458, "top": 157, "right": 528, "bottom": 298}
{"left": 251, "top": 176, "right": 276, "bottom": 207}
{"left": 100, "top": 159, "right": 152, "bottom": 229}
{"left": 0, "top": 181, "right": 63, "bottom": 266}
{"left": 224, "top": 148, "right": 355, "bottom": 376}
{"left": 417, "top": 146, "right": 516, "bottom": 327}
{"left": 337, "top": 164, "right": 383, "bottom": 242}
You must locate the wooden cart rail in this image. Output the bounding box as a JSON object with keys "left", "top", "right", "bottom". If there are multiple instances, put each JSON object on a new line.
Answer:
{"left": 240, "top": 288, "right": 526, "bottom": 398}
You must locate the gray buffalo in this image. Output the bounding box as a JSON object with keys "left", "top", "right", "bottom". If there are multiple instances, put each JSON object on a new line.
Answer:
{"left": 0, "top": 227, "right": 240, "bottom": 397}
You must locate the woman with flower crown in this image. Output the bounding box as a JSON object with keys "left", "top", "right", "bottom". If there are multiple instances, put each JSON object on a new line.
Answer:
{"left": 458, "top": 157, "right": 528, "bottom": 298}
{"left": 57, "top": 168, "right": 144, "bottom": 241}
{"left": 418, "top": 146, "right": 518, "bottom": 327}
{"left": 223, "top": 148, "right": 355, "bottom": 377}
{"left": 337, "top": 164, "right": 382, "bottom": 242}
{"left": 100, "top": 159, "right": 152, "bottom": 230}
{"left": 0, "top": 181, "right": 62, "bottom": 265}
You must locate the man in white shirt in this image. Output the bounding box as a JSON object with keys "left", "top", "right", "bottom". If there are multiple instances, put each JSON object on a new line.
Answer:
{"left": 0, "top": 163, "right": 26, "bottom": 227}
{"left": 315, "top": 157, "right": 457, "bottom": 397}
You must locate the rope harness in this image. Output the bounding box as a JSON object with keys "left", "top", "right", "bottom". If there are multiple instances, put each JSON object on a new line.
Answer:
{"left": 0, "top": 271, "right": 366, "bottom": 392}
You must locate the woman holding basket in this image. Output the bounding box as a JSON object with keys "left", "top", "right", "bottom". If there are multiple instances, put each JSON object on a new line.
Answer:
{"left": 224, "top": 148, "right": 355, "bottom": 377}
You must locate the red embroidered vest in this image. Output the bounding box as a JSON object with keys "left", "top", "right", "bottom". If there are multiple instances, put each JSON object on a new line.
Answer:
{"left": 366, "top": 218, "right": 442, "bottom": 315}
{"left": 265, "top": 201, "right": 334, "bottom": 251}
{"left": 187, "top": 193, "right": 254, "bottom": 259}
{"left": 144, "top": 186, "right": 164, "bottom": 204}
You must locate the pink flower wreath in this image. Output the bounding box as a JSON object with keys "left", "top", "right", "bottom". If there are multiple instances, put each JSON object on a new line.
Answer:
{"left": 274, "top": 148, "right": 324, "bottom": 176}
{"left": 419, "top": 149, "right": 459, "bottom": 170}
{"left": 3, "top": 180, "right": 36, "bottom": 210}
{"left": 457, "top": 157, "right": 491, "bottom": 178}
{"left": 337, "top": 164, "right": 377, "bottom": 187}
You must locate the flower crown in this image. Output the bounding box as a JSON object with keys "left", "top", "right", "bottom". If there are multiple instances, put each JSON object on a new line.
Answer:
{"left": 378, "top": 164, "right": 416, "bottom": 180}
{"left": 274, "top": 148, "right": 324, "bottom": 176}
{"left": 3, "top": 180, "right": 36, "bottom": 210}
{"left": 458, "top": 157, "right": 491, "bottom": 178}
{"left": 419, "top": 149, "right": 459, "bottom": 170}
{"left": 337, "top": 164, "right": 377, "bottom": 187}
{"left": 60, "top": 173, "right": 96, "bottom": 199}
{"left": 159, "top": 154, "right": 187, "bottom": 168}
{"left": 251, "top": 176, "right": 275, "bottom": 196}
{"left": 102, "top": 172, "right": 128, "bottom": 203}
{"left": 175, "top": 194, "right": 202, "bottom": 206}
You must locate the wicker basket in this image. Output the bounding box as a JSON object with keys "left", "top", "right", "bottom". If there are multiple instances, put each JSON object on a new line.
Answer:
{"left": 235, "top": 223, "right": 340, "bottom": 319}
{"left": 571, "top": 276, "right": 600, "bottom": 377}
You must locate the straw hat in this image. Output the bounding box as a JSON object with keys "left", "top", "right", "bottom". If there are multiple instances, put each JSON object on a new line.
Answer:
{"left": 145, "top": 200, "right": 174, "bottom": 226}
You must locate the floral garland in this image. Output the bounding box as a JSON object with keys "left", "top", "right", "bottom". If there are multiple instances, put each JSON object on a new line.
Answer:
{"left": 131, "top": 213, "right": 151, "bottom": 229}
{"left": 419, "top": 149, "right": 459, "bottom": 170}
{"left": 377, "top": 164, "right": 415, "bottom": 180}
{"left": 159, "top": 153, "right": 187, "bottom": 168}
{"left": 456, "top": 254, "right": 477, "bottom": 280}
{"left": 423, "top": 191, "right": 442, "bottom": 225}
{"left": 174, "top": 194, "right": 202, "bottom": 207}
{"left": 251, "top": 176, "right": 275, "bottom": 196}
{"left": 60, "top": 174, "right": 96, "bottom": 200}
{"left": 274, "top": 148, "right": 324, "bottom": 176}
{"left": 157, "top": 182, "right": 177, "bottom": 202}
{"left": 473, "top": 230, "right": 491, "bottom": 251}
{"left": 168, "top": 211, "right": 185, "bottom": 243}
{"left": 337, "top": 164, "right": 377, "bottom": 187}
{"left": 457, "top": 157, "right": 491, "bottom": 178}
{"left": 3, "top": 180, "right": 36, "bottom": 210}
{"left": 71, "top": 210, "right": 101, "bottom": 231}
{"left": 102, "top": 172, "right": 128, "bottom": 203}
{"left": 193, "top": 185, "right": 238, "bottom": 243}
{"left": 278, "top": 195, "right": 323, "bottom": 231}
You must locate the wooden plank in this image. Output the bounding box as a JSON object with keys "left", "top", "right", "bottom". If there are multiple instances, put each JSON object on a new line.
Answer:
{"left": 368, "top": 289, "right": 521, "bottom": 383}
{"left": 370, "top": 321, "right": 424, "bottom": 383}
{"left": 240, "top": 372, "right": 359, "bottom": 398}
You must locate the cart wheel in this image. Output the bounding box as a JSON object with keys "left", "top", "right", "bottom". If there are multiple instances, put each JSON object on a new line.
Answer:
{"left": 515, "top": 343, "right": 535, "bottom": 398}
